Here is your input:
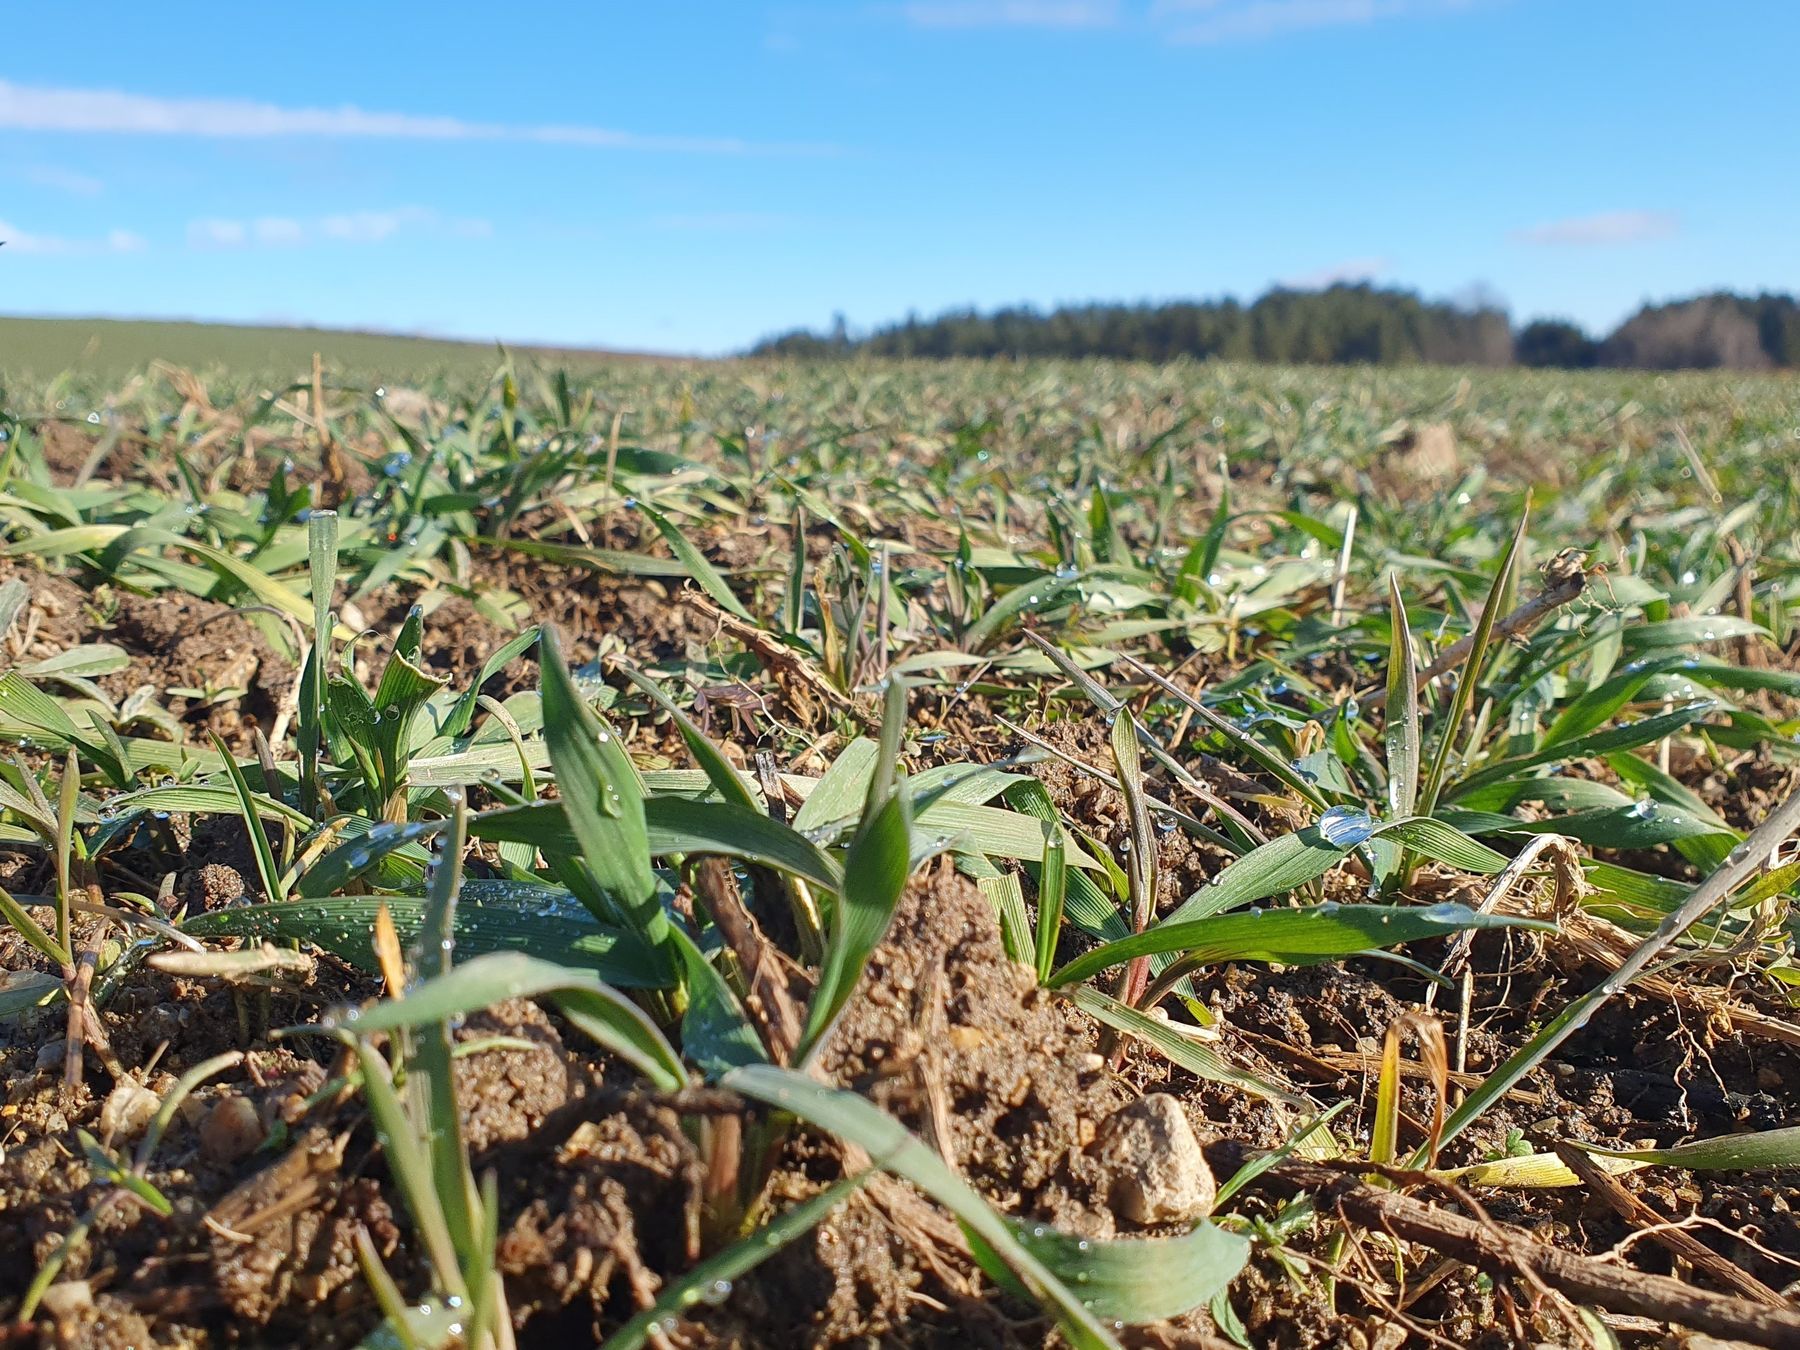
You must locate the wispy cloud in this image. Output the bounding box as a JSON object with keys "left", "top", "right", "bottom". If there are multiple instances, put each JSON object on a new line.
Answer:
{"left": 0, "top": 219, "right": 144, "bottom": 255}
{"left": 653, "top": 211, "right": 799, "bottom": 232}
{"left": 1280, "top": 255, "right": 1389, "bottom": 288}
{"left": 187, "top": 207, "right": 490, "bottom": 250}
{"left": 19, "top": 164, "right": 104, "bottom": 196}
{"left": 1512, "top": 209, "right": 1678, "bottom": 247}
{"left": 1154, "top": 0, "right": 1478, "bottom": 44}
{"left": 901, "top": 0, "right": 1121, "bottom": 27}
{"left": 899, "top": 0, "right": 1485, "bottom": 42}
{"left": 0, "top": 80, "right": 831, "bottom": 156}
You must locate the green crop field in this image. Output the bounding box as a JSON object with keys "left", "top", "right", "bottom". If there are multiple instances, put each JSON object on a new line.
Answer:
{"left": 1, "top": 339, "right": 1798, "bottom": 1347}
{"left": 0, "top": 315, "right": 657, "bottom": 382}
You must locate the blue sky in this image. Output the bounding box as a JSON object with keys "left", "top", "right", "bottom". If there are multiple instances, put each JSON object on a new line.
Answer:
{"left": 1, "top": 1, "right": 1793, "bottom": 354}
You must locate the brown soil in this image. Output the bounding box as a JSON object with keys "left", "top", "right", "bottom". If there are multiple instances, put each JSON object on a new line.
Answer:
{"left": 2, "top": 559, "right": 295, "bottom": 752}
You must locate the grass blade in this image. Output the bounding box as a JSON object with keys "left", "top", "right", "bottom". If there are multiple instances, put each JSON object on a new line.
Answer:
{"left": 341, "top": 950, "right": 688, "bottom": 1092}
{"left": 211, "top": 735, "right": 287, "bottom": 904}
{"left": 1068, "top": 985, "right": 1302, "bottom": 1107}
{"left": 470, "top": 797, "right": 843, "bottom": 891}
{"left": 1049, "top": 902, "right": 1546, "bottom": 989}
{"left": 1568, "top": 1126, "right": 1800, "bottom": 1171}
{"left": 1034, "top": 827, "right": 1068, "bottom": 985}
{"left": 1419, "top": 508, "right": 1527, "bottom": 813}
{"left": 1384, "top": 575, "right": 1419, "bottom": 820}
{"left": 635, "top": 500, "right": 753, "bottom": 621}
{"left": 182, "top": 892, "right": 667, "bottom": 987}
{"left": 619, "top": 666, "right": 760, "bottom": 810}
{"left": 601, "top": 1175, "right": 868, "bottom": 1350}
{"left": 723, "top": 1064, "right": 1121, "bottom": 1350}
{"left": 538, "top": 625, "right": 669, "bottom": 959}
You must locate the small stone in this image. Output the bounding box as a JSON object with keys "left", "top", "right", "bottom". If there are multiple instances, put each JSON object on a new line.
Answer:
{"left": 1089, "top": 1093, "right": 1215, "bottom": 1225}
{"left": 38, "top": 1280, "right": 92, "bottom": 1319}
{"left": 200, "top": 1096, "right": 265, "bottom": 1163}
{"left": 35, "top": 1038, "right": 67, "bottom": 1073}
{"left": 99, "top": 1080, "right": 161, "bottom": 1141}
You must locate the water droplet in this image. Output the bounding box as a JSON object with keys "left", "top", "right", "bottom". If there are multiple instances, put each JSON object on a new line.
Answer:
{"left": 1317, "top": 805, "right": 1376, "bottom": 847}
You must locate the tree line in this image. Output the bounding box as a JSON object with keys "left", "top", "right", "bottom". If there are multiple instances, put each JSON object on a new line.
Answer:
{"left": 750, "top": 286, "right": 1800, "bottom": 370}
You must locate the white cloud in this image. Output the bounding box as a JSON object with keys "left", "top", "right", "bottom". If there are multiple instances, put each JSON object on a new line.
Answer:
{"left": 320, "top": 207, "right": 429, "bottom": 243}
{"left": 188, "top": 218, "right": 247, "bottom": 249}
{"left": 902, "top": 0, "right": 1121, "bottom": 27}
{"left": 251, "top": 217, "right": 306, "bottom": 247}
{"left": 21, "top": 164, "right": 104, "bottom": 195}
{"left": 1512, "top": 209, "right": 1678, "bottom": 247}
{"left": 187, "top": 207, "right": 490, "bottom": 250}
{"left": 1280, "top": 255, "right": 1389, "bottom": 288}
{"left": 0, "top": 79, "right": 828, "bottom": 155}
{"left": 0, "top": 219, "right": 145, "bottom": 255}
{"left": 1155, "top": 0, "right": 1477, "bottom": 44}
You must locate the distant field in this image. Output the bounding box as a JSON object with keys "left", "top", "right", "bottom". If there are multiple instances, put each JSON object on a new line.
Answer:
{"left": 0, "top": 313, "right": 657, "bottom": 381}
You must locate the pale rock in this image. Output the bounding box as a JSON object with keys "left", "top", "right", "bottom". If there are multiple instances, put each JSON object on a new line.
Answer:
{"left": 99, "top": 1080, "right": 161, "bottom": 1141}
{"left": 1089, "top": 1093, "right": 1215, "bottom": 1225}
{"left": 39, "top": 1280, "right": 92, "bottom": 1319}
{"left": 200, "top": 1095, "right": 265, "bottom": 1163}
